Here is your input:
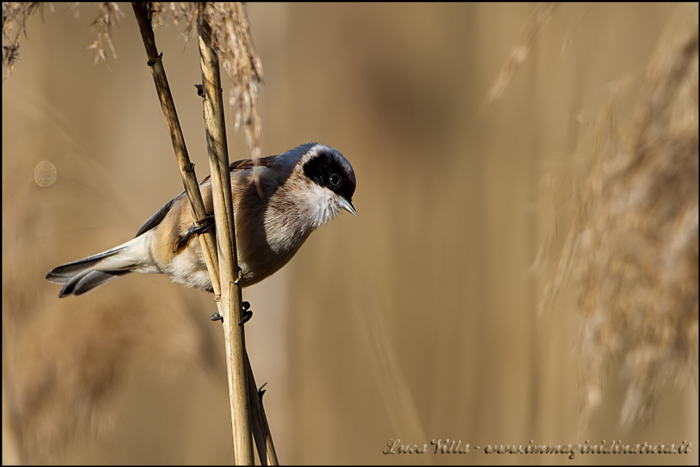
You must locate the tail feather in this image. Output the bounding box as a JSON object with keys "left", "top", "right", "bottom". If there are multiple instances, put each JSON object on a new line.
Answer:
{"left": 45, "top": 246, "right": 127, "bottom": 284}
{"left": 46, "top": 236, "right": 148, "bottom": 297}
{"left": 59, "top": 270, "right": 130, "bottom": 297}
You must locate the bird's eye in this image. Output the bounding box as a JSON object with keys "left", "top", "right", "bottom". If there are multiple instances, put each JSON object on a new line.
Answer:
{"left": 329, "top": 173, "right": 341, "bottom": 186}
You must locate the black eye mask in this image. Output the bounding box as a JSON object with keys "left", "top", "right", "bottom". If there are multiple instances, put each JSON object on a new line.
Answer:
{"left": 303, "top": 151, "right": 356, "bottom": 202}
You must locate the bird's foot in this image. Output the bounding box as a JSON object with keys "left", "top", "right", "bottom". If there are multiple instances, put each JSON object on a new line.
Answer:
{"left": 210, "top": 310, "right": 223, "bottom": 322}
{"left": 258, "top": 382, "right": 268, "bottom": 401}
{"left": 210, "top": 301, "right": 253, "bottom": 325}
{"left": 238, "top": 301, "right": 253, "bottom": 325}
{"left": 176, "top": 214, "right": 215, "bottom": 251}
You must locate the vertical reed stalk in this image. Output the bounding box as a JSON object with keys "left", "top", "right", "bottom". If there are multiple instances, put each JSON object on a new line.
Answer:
{"left": 132, "top": 3, "right": 277, "bottom": 463}
{"left": 196, "top": 3, "right": 253, "bottom": 464}
{"left": 131, "top": 3, "right": 220, "bottom": 286}
{"left": 245, "top": 349, "right": 279, "bottom": 464}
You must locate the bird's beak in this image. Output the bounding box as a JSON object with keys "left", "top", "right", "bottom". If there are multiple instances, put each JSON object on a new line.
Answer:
{"left": 339, "top": 197, "right": 357, "bottom": 216}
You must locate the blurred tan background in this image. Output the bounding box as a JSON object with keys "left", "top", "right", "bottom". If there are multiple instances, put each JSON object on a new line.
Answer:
{"left": 2, "top": 2, "right": 697, "bottom": 465}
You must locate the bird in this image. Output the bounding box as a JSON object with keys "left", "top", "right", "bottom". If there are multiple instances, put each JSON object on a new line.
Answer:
{"left": 45, "top": 143, "right": 356, "bottom": 298}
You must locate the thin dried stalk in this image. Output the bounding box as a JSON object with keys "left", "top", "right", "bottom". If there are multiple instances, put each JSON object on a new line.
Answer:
{"left": 133, "top": 3, "right": 277, "bottom": 463}
{"left": 131, "top": 2, "right": 220, "bottom": 288}
{"left": 197, "top": 3, "right": 253, "bottom": 464}
{"left": 147, "top": 2, "right": 263, "bottom": 163}
{"left": 245, "top": 349, "right": 279, "bottom": 465}
{"left": 198, "top": 2, "right": 263, "bottom": 161}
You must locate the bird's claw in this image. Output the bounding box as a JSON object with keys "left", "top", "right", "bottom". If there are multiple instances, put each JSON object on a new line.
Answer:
{"left": 237, "top": 301, "right": 252, "bottom": 325}
{"left": 237, "top": 312, "right": 253, "bottom": 325}
{"left": 176, "top": 214, "right": 215, "bottom": 251}
{"left": 258, "top": 382, "right": 268, "bottom": 401}
{"left": 193, "top": 214, "right": 215, "bottom": 234}
{"left": 210, "top": 301, "right": 252, "bottom": 325}
{"left": 210, "top": 310, "right": 223, "bottom": 322}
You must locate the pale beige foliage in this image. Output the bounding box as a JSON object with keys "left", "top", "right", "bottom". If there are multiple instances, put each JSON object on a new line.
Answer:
{"left": 1, "top": 2, "right": 42, "bottom": 79}
{"left": 200, "top": 2, "right": 263, "bottom": 161}
{"left": 87, "top": 2, "right": 123, "bottom": 64}
{"left": 486, "top": 3, "right": 558, "bottom": 107}
{"left": 2, "top": 2, "right": 263, "bottom": 162}
{"left": 547, "top": 12, "right": 699, "bottom": 426}
{"left": 150, "top": 2, "right": 264, "bottom": 162}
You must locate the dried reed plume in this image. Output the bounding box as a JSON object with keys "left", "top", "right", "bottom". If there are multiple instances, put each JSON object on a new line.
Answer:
{"left": 150, "top": 2, "right": 264, "bottom": 161}
{"left": 200, "top": 2, "right": 263, "bottom": 161}
{"left": 486, "top": 3, "right": 557, "bottom": 107}
{"left": 87, "top": 2, "right": 123, "bottom": 64}
{"left": 2, "top": 2, "right": 42, "bottom": 79}
{"left": 2, "top": 2, "right": 263, "bottom": 162}
{"left": 3, "top": 2, "right": 265, "bottom": 462}
{"left": 2, "top": 160, "right": 217, "bottom": 463}
{"left": 546, "top": 11, "right": 698, "bottom": 427}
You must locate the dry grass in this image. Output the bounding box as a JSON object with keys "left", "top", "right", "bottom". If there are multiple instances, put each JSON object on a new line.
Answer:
{"left": 2, "top": 2, "right": 264, "bottom": 462}
{"left": 1, "top": 159, "right": 218, "bottom": 462}
{"left": 2, "top": 2, "right": 262, "bottom": 161}
{"left": 545, "top": 8, "right": 698, "bottom": 427}
{"left": 87, "top": 2, "right": 123, "bottom": 64}
{"left": 2, "top": 3, "right": 124, "bottom": 72}
{"left": 2, "top": 2, "right": 43, "bottom": 79}
{"left": 486, "top": 2, "right": 558, "bottom": 107}
{"left": 5, "top": 3, "right": 696, "bottom": 464}
{"left": 149, "top": 2, "right": 264, "bottom": 161}
{"left": 199, "top": 2, "right": 263, "bottom": 161}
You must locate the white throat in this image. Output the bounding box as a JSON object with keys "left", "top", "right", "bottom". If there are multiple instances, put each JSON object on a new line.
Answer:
{"left": 305, "top": 183, "right": 342, "bottom": 229}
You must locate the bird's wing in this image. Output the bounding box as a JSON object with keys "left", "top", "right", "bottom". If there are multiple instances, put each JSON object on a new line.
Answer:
{"left": 135, "top": 158, "right": 266, "bottom": 238}
{"left": 135, "top": 197, "right": 176, "bottom": 237}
